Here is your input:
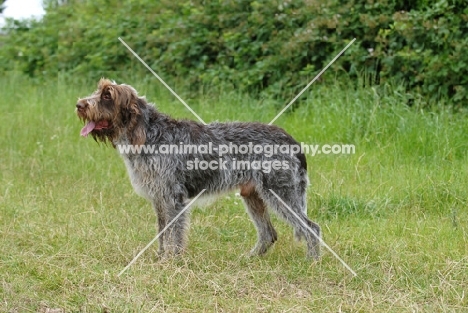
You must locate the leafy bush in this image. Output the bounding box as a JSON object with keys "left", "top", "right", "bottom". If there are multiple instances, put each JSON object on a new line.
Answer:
{"left": 377, "top": 1, "right": 468, "bottom": 103}
{"left": 0, "top": 0, "right": 466, "bottom": 104}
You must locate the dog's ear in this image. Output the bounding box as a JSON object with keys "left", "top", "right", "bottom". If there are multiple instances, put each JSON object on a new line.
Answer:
{"left": 113, "top": 84, "right": 147, "bottom": 146}
{"left": 129, "top": 117, "right": 146, "bottom": 147}
{"left": 125, "top": 98, "right": 147, "bottom": 146}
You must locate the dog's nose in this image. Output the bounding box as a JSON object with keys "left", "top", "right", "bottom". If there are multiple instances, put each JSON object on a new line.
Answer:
{"left": 76, "top": 101, "right": 88, "bottom": 111}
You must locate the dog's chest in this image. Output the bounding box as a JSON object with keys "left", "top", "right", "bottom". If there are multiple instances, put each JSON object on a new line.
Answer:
{"left": 122, "top": 156, "right": 160, "bottom": 199}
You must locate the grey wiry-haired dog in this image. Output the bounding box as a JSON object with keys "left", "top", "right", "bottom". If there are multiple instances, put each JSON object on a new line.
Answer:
{"left": 76, "top": 79, "right": 321, "bottom": 259}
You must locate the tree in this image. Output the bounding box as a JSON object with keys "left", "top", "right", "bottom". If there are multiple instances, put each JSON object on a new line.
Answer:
{"left": 0, "top": 0, "right": 6, "bottom": 14}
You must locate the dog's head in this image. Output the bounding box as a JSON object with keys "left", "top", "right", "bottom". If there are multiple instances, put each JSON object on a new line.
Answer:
{"left": 76, "top": 78, "right": 146, "bottom": 145}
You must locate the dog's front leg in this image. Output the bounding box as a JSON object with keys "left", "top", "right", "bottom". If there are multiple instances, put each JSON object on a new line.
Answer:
{"left": 163, "top": 198, "right": 190, "bottom": 256}
{"left": 153, "top": 186, "right": 190, "bottom": 257}
{"left": 151, "top": 200, "right": 167, "bottom": 257}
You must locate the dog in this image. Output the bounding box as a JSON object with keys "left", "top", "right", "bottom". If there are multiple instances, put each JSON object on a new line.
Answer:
{"left": 76, "top": 78, "right": 321, "bottom": 259}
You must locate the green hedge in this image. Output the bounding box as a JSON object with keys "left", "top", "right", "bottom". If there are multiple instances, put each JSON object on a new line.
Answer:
{"left": 0, "top": 0, "right": 467, "bottom": 104}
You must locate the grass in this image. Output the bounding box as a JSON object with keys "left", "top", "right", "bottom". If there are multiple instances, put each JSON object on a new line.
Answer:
{"left": 0, "top": 73, "right": 467, "bottom": 312}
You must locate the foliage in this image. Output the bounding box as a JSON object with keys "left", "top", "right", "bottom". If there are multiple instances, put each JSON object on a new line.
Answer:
{"left": 0, "top": 0, "right": 467, "bottom": 104}
{"left": 377, "top": 1, "right": 468, "bottom": 103}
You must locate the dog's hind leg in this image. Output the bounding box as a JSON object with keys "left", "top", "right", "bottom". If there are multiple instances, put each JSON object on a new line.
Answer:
{"left": 258, "top": 187, "right": 321, "bottom": 260}
{"left": 294, "top": 186, "right": 308, "bottom": 242}
{"left": 241, "top": 184, "right": 278, "bottom": 256}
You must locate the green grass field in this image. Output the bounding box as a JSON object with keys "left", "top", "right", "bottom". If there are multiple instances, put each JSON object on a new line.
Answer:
{"left": 1, "top": 73, "right": 467, "bottom": 312}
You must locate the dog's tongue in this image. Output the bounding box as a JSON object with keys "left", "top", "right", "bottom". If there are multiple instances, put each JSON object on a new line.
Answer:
{"left": 80, "top": 121, "right": 96, "bottom": 137}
